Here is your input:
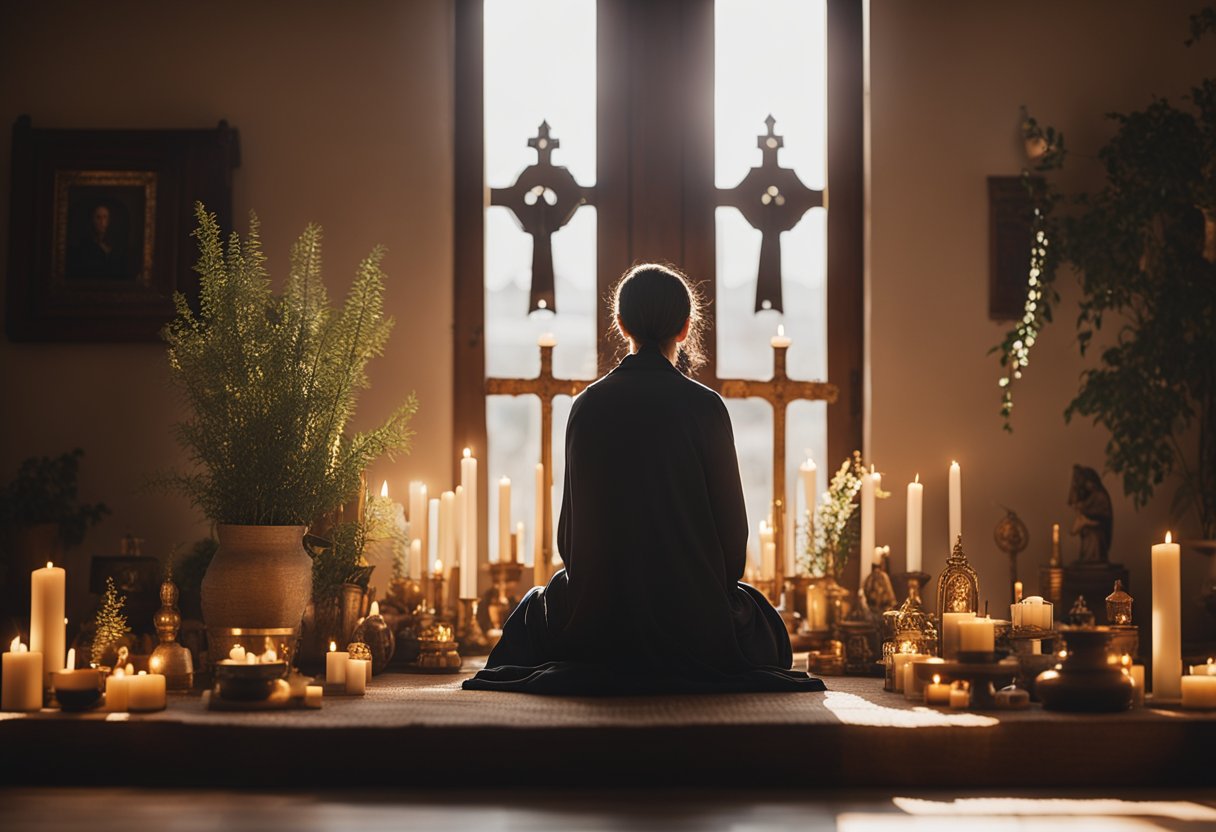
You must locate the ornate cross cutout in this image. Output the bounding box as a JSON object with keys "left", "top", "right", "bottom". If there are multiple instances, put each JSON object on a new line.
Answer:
{"left": 490, "top": 122, "right": 592, "bottom": 314}
{"left": 717, "top": 115, "right": 823, "bottom": 313}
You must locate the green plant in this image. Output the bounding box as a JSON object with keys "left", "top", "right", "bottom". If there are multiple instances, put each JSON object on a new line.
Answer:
{"left": 90, "top": 577, "right": 129, "bottom": 667}
{"left": 799, "top": 451, "right": 885, "bottom": 579}
{"left": 0, "top": 449, "right": 108, "bottom": 546}
{"left": 161, "top": 204, "right": 418, "bottom": 526}
{"left": 310, "top": 522, "right": 369, "bottom": 604}
{"left": 995, "top": 9, "right": 1216, "bottom": 538}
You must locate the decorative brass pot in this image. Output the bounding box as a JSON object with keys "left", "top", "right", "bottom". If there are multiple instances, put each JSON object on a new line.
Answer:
{"left": 201, "top": 525, "right": 311, "bottom": 665}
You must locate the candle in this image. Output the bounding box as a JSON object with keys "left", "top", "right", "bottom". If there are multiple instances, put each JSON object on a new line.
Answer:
{"left": 537, "top": 332, "right": 557, "bottom": 348}
{"left": 949, "top": 686, "right": 970, "bottom": 709}
{"left": 1181, "top": 675, "right": 1216, "bottom": 709}
{"left": 941, "top": 611, "right": 976, "bottom": 659}
{"left": 924, "top": 673, "right": 951, "bottom": 706}
{"left": 439, "top": 490, "right": 456, "bottom": 570}
{"left": 957, "top": 617, "right": 995, "bottom": 653}
{"left": 1189, "top": 659, "right": 1216, "bottom": 676}
{"left": 454, "top": 484, "right": 465, "bottom": 559}
{"left": 127, "top": 671, "right": 166, "bottom": 712}
{"left": 498, "top": 477, "right": 512, "bottom": 563}
{"left": 304, "top": 685, "right": 323, "bottom": 708}
{"left": 806, "top": 582, "right": 828, "bottom": 631}
{"left": 408, "top": 481, "right": 427, "bottom": 578}
{"left": 905, "top": 658, "right": 943, "bottom": 701}
{"left": 105, "top": 669, "right": 129, "bottom": 712}
{"left": 409, "top": 539, "right": 423, "bottom": 582}
{"left": 427, "top": 497, "right": 440, "bottom": 568}
{"left": 948, "top": 461, "right": 962, "bottom": 549}
{"left": 30, "top": 561, "right": 66, "bottom": 687}
{"left": 515, "top": 521, "right": 525, "bottom": 565}
{"left": 460, "top": 448, "right": 478, "bottom": 598}
{"left": 906, "top": 475, "right": 923, "bottom": 573}
{"left": 325, "top": 641, "right": 348, "bottom": 685}
{"left": 1151, "top": 531, "right": 1182, "bottom": 700}
{"left": 1014, "top": 581, "right": 1023, "bottom": 603}
{"left": 892, "top": 652, "right": 928, "bottom": 693}
{"left": 1011, "top": 596, "right": 1053, "bottom": 630}
{"left": 228, "top": 644, "right": 247, "bottom": 663}
{"left": 859, "top": 469, "right": 878, "bottom": 586}
{"left": 770, "top": 324, "right": 791, "bottom": 348}
{"left": 65, "top": 647, "right": 76, "bottom": 670}
{"left": 345, "top": 659, "right": 368, "bottom": 695}
{"left": 2, "top": 637, "right": 42, "bottom": 711}
{"left": 798, "top": 455, "right": 817, "bottom": 528}
{"left": 759, "top": 521, "right": 775, "bottom": 579}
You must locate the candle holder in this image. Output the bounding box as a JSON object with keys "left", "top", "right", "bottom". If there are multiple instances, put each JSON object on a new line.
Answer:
{"left": 838, "top": 590, "right": 883, "bottom": 677}
{"left": 936, "top": 536, "right": 980, "bottom": 655}
{"left": 1035, "top": 626, "right": 1135, "bottom": 712}
{"left": 478, "top": 561, "right": 524, "bottom": 634}
{"left": 429, "top": 569, "right": 448, "bottom": 619}
{"left": 881, "top": 573, "right": 938, "bottom": 690}
{"left": 149, "top": 574, "right": 194, "bottom": 691}
{"left": 415, "top": 622, "right": 463, "bottom": 673}
{"left": 914, "top": 658, "right": 1019, "bottom": 709}
{"left": 51, "top": 668, "right": 104, "bottom": 711}
{"left": 457, "top": 598, "right": 493, "bottom": 655}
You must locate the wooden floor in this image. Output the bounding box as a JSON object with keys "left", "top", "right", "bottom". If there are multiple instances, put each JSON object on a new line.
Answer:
{"left": 2, "top": 658, "right": 1214, "bottom": 789}
{"left": 3, "top": 788, "right": 1216, "bottom": 832}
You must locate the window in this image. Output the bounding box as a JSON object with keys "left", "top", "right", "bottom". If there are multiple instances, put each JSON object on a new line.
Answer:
{"left": 455, "top": 0, "right": 863, "bottom": 586}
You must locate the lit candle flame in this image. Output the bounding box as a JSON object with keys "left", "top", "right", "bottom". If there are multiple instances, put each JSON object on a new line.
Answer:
{"left": 434, "top": 559, "right": 443, "bottom": 574}
{"left": 932, "top": 674, "right": 941, "bottom": 685}
{"left": 464, "top": 447, "right": 472, "bottom": 458}
{"left": 46, "top": 561, "right": 52, "bottom": 569}
{"left": 1165, "top": 530, "right": 1172, "bottom": 544}
{"left": 380, "top": 480, "right": 389, "bottom": 498}
{"left": 9, "top": 636, "right": 19, "bottom": 653}
{"left": 914, "top": 473, "right": 920, "bottom": 484}
{"left": 66, "top": 647, "right": 75, "bottom": 669}
{"left": 329, "top": 641, "right": 337, "bottom": 653}
{"left": 370, "top": 601, "right": 380, "bottom": 616}
{"left": 777, "top": 324, "right": 785, "bottom": 337}
{"left": 1121, "top": 654, "right": 1131, "bottom": 667}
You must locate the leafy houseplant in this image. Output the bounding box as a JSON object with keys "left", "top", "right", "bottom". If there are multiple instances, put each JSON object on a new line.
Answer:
{"left": 995, "top": 10, "right": 1216, "bottom": 540}
{"left": 162, "top": 204, "right": 417, "bottom": 643}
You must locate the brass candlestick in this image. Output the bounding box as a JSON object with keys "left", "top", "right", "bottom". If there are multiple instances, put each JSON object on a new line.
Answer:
{"left": 478, "top": 560, "right": 523, "bottom": 634}
{"left": 457, "top": 598, "right": 492, "bottom": 655}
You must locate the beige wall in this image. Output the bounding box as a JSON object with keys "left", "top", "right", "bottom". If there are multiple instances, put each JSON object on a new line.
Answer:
{"left": 0, "top": 1, "right": 454, "bottom": 610}
{"left": 870, "top": 0, "right": 1213, "bottom": 640}
{"left": 2, "top": 0, "right": 1211, "bottom": 641}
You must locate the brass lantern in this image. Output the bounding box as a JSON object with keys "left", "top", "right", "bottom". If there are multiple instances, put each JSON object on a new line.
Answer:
{"left": 936, "top": 536, "right": 980, "bottom": 652}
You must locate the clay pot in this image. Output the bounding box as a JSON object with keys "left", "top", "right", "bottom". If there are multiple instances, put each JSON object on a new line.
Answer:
{"left": 201, "top": 525, "right": 311, "bottom": 649}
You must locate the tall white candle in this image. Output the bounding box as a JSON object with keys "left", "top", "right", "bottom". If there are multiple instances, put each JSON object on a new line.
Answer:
{"left": 948, "top": 461, "right": 962, "bottom": 550}
{"left": 427, "top": 498, "right": 440, "bottom": 569}
{"left": 2, "top": 638, "right": 42, "bottom": 711}
{"left": 906, "top": 475, "right": 923, "bottom": 573}
{"left": 515, "top": 521, "right": 525, "bottom": 566}
{"left": 454, "top": 484, "right": 465, "bottom": 558}
{"left": 859, "top": 470, "right": 879, "bottom": 586}
{"left": 460, "top": 448, "right": 478, "bottom": 598}
{"left": 1152, "top": 531, "right": 1182, "bottom": 700}
{"left": 408, "top": 539, "right": 423, "bottom": 582}
{"left": 498, "top": 476, "right": 512, "bottom": 563}
{"left": 439, "top": 491, "right": 456, "bottom": 570}
{"left": 408, "top": 482, "right": 427, "bottom": 572}
{"left": 30, "top": 561, "right": 66, "bottom": 687}
{"left": 798, "top": 455, "right": 817, "bottom": 553}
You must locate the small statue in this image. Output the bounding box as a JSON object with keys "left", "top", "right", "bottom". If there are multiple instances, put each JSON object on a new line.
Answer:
{"left": 1068, "top": 465, "right": 1113, "bottom": 564}
{"left": 1068, "top": 595, "right": 1096, "bottom": 627}
{"left": 863, "top": 555, "right": 898, "bottom": 614}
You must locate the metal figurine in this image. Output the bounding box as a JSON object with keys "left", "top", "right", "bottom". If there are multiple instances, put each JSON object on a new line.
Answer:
{"left": 994, "top": 509, "right": 1029, "bottom": 603}
{"left": 485, "top": 341, "right": 591, "bottom": 577}
{"left": 719, "top": 336, "right": 837, "bottom": 603}
{"left": 936, "top": 536, "right": 981, "bottom": 654}
{"left": 149, "top": 573, "right": 194, "bottom": 691}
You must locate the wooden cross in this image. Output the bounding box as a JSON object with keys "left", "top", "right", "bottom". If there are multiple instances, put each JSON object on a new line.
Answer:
{"left": 718, "top": 336, "right": 837, "bottom": 600}
{"left": 717, "top": 115, "right": 823, "bottom": 313}
{"left": 485, "top": 338, "right": 591, "bottom": 579}
{"left": 490, "top": 122, "right": 592, "bottom": 313}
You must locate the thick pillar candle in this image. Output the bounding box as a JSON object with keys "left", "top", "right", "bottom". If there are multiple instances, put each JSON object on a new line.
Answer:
{"left": 1151, "top": 532, "right": 1182, "bottom": 700}
{"left": 924, "top": 674, "right": 951, "bottom": 706}
{"left": 1181, "top": 675, "right": 1216, "bottom": 709}
{"left": 30, "top": 561, "right": 66, "bottom": 687}
{"left": 460, "top": 449, "right": 478, "bottom": 598}
{"left": 859, "top": 470, "right": 877, "bottom": 586}
{"left": 127, "top": 671, "right": 166, "bottom": 712}
{"left": 948, "top": 461, "right": 962, "bottom": 549}
{"left": 941, "top": 611, "right": 975, "bottom": 659}
{"left": 957, "top": 617, "right": 995, "bottom": 653}
{"left": 498, "top": 477, "right": 512, "bottom": 563}
{"left": 759, "top": 521, "right": 775, "bottom": 579}
{"left": 2, "top": 638, "right": 42, "bottom": 711}
{"left": 906, "top": 475, "right": 923, "bottom": 573}
{"left": 326, "top": 642, "right": 348, "bottom": 685}
{"left": 105, "top": 670, "right": 129, "bottom": 712}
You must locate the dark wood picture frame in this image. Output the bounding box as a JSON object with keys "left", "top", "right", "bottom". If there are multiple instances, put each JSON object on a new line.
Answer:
{"left": 5, "top": 116, "right": 240, "bottom": 342}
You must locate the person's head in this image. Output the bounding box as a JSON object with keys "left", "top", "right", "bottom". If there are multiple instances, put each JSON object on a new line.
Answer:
{"left": 90, "top": 204, "right": 110, "bottom": 237}
{"left": 612, "top": 263, "right": 705, "bottom": 374}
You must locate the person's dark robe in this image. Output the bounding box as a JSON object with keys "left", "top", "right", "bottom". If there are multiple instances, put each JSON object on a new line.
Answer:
{"left": 463, "top": 344, "right": 825, "bottom": 695}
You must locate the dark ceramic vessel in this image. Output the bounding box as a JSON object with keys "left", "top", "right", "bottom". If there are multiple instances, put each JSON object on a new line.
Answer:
{"left": 1035, "top": 627, "right": 1134, "bottom": 712}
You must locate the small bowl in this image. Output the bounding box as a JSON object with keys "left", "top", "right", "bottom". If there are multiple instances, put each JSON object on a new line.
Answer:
{"left": 52, "top": 669, "right": 104, "bottom": 711}
{"left": 215, "top": 661, "right": 288, "bottom": 702}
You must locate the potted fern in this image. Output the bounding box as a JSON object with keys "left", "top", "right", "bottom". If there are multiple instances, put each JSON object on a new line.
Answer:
{"left": 162, "top": 204, "right": 416, "bottom": 653}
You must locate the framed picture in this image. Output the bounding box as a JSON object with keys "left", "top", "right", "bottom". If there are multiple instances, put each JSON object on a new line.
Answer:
{"left": 6, "top": 116, "right": 240, "bottom": 341}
